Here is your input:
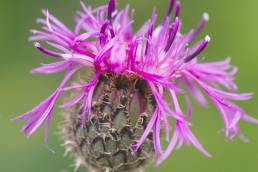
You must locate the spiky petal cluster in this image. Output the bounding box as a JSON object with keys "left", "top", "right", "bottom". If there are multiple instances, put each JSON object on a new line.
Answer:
{"left": 14, "top": 0, "right": 258, "bottom": 164}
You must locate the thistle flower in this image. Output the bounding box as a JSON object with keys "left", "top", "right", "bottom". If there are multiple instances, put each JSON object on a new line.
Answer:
{"left": 14, "top": 0, "right": 258, "bottom": 171}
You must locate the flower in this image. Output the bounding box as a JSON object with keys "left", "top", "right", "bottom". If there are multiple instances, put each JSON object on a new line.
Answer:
{"left": 14, "top": 0, "right": 258, "bottom": 167}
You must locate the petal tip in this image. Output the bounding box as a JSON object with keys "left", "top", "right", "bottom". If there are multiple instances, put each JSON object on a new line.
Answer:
{"left": 203, "top": 12, "right": 210, "bottom": 21}
{"left": 205, "top": 35, "right": 211, "bottom": 42}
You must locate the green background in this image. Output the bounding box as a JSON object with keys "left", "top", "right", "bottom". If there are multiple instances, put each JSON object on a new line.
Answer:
{"left": 1, "top": 0, "right": 258, "bottom": 171}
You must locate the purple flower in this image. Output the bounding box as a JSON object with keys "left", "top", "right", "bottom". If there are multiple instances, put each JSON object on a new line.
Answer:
{"left": 14, "top": 0, "right": 258, "bottom": 165}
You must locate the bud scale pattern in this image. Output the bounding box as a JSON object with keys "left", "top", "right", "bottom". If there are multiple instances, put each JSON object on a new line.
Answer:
{"left": 60, "top": 74, "right": 156, "bottom": 172}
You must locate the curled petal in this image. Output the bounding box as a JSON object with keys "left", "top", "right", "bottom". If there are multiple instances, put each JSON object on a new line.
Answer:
{"left": 14, "top": 67, "right": 80, "bottom": 139}
{"left": 31, "top": 61, "right": 73, "bottom": 74}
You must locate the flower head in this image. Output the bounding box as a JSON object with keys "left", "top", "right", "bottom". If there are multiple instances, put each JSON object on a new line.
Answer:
{"left": 14, "top": 0, "right": 258, "bottom": 170}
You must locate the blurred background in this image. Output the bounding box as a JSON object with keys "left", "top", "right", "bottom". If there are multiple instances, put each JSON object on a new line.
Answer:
{"left": 1, "top": 0, "right": 258, "bottom": 171}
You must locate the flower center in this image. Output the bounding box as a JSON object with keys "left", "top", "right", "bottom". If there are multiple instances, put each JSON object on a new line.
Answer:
{"left": 60, "top": 73, "right": 156, "bottom": 172}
